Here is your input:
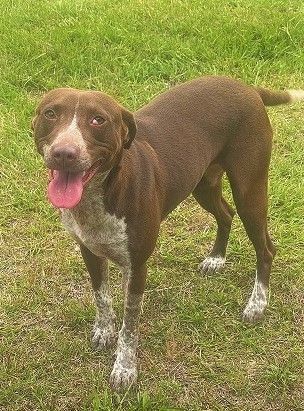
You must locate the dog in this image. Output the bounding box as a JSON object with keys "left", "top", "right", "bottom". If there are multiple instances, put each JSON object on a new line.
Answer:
{"left": 32, "top": 76, "right": 304, "bottom": 390}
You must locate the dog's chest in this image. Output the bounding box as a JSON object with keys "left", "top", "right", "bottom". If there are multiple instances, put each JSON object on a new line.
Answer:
{"left": 60, "top": 198, "right": 130, "bottom": 267}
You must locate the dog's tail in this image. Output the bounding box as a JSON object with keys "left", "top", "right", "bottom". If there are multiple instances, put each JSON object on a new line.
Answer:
{"left": 255, "top": 87, "right": 304, "bottom": 106}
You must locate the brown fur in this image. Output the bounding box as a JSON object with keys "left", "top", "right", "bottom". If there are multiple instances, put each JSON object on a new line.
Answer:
{"left": 33, "top": 75, "right": 297, "bottom": 389}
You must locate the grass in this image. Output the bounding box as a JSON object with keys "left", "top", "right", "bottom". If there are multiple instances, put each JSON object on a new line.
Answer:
{"left": 0, "top": 0, "right": 304, "bottom": 409}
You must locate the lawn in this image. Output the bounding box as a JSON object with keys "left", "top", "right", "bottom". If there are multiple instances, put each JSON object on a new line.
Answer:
{"left": 0, "top": 0, "right": 303, "bottom": 410}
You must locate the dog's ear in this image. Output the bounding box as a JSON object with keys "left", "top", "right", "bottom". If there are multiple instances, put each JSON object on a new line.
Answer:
{"left": 121, "top": 108, "right": 137, "bottom": 149}
{"left": 31, "top": 115, "right": 37, "bottom": 131}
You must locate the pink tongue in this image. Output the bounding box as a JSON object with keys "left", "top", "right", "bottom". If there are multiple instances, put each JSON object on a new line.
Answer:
{"left": 47, "top": 170, "right": 84, "bottom": 209}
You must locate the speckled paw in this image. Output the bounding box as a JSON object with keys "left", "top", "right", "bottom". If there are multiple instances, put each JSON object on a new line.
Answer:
{"left": 198, "top": 255, "right": 226, "bottom": 274}
{"left": 243, "top": 302, "right": 266, "bottom": 323}
{"left": 91, "top": 323, "right": 116, "bottom": 350}
{"left": 109, "top": 361, "right": 138, "bottom": 391}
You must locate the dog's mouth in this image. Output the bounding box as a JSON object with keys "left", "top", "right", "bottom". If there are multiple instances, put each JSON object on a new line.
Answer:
{"left": 47, "top": 160, "right": 102, "bottom": 209}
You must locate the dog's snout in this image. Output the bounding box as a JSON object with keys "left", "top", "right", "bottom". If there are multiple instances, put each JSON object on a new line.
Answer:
{"left": 51, "top": 144, "right": 80, "bottom": 165}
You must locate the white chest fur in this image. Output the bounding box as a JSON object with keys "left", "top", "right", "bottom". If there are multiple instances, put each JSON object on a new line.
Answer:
{"left": 60, "top": 192, "right": 130, "bottom": 268}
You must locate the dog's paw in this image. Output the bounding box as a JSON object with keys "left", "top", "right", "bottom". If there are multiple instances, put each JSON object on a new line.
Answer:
{"left": 109, "top": 359, "right": 138, "bottom": 391}
{"left": 91, "top": 323, "right": 116, "bottom": 350}
{"left": 198, "top": 255, "right": 225, "bottom": 275}
{"left": 243, "top": 278, "right": 268, "bottom": 323}
{"left": 242, "top": 301, "right": 266, "bottom": 323}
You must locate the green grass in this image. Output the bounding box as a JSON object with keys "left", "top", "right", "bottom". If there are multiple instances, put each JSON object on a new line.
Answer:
{"left": 0, "top": 0, "right": 304, "bottom": 410}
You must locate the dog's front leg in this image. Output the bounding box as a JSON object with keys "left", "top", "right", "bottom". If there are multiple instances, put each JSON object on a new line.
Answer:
{"left": 110, "top": 263, "right": 146, "bottom": 391}
{"left": 80, "top": 244, "right": 116, "bottom": 349}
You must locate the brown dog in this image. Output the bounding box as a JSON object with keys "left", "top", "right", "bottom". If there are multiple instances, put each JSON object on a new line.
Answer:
{"left": 32, "top": 76, "right": 304, "bottom": 390}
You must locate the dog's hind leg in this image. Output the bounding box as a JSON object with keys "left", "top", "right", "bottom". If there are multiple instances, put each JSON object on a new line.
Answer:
{"left": 193, "top": 163, "right": 235, "bottom": 274}
{"left": 225, "top": 137, "right": 276, "bottom": 323}
{"left": 80, "top": 245, "right": 116, "bottom": 348}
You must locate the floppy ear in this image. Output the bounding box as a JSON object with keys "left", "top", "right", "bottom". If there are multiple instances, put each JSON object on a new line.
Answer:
{"left": 31, "top": 115, "right": 37, "bottom": 131}
{"left": 121, "top": 108, "right": 137, "bottom": 149}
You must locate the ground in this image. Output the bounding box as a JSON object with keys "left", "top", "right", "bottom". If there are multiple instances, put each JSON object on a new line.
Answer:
{"left": 0, "top": 0, "right": 303, "bottom": 410}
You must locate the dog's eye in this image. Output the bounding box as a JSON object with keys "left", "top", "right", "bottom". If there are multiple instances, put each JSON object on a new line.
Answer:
{"left": 91, "top": 116, "right": 106, "bottom": 126}
{"left": 44, "top": 109, "right": 57, "bottom": 120}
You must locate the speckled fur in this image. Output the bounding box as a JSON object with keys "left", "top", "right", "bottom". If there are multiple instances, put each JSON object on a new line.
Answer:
{"left": 60, "top": 179, "right": 139, "bottom": 387}
{"left": 199, "top": 255, "right": 226, "bottom": 274}
{"left": 92, "top": 283, "right": 116, "bottom": 349}
{"left": 110, "top": 293, "right": 143, "bottom": 390}
{"left": 243, "top": 272, "right": 268, "bottom": 322}
{"left": 61, "top": 180, "right": 130, "bottom": 268}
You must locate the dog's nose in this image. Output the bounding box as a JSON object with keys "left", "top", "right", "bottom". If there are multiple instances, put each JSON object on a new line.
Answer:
{"left": 51, "top": 144, "right": 80, "bottom": 165}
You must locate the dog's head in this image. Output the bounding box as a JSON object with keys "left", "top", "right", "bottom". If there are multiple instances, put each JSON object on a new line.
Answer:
{"left": 32, "top": 88, "right": 136, "bottom": 209}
